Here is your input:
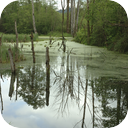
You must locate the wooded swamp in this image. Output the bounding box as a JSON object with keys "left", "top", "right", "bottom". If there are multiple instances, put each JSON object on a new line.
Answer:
{"left": 0, "top": 39, "right": 128, "bottom": 128}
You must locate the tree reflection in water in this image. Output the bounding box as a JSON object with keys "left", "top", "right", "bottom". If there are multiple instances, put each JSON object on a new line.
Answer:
{"left": 17, "top": 65, "right": 46, "bottom": 109}
{"left": 0, "top": 54, "right": 128, "bottom": 128}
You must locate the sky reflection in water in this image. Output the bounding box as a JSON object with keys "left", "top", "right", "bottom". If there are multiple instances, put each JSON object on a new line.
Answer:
{"left": 0, "top": 45, "right": 128, "bottom": 128}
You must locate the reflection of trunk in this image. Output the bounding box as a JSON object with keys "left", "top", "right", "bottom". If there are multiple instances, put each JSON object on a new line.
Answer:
{"left": 117, "top": 86, "right": 121, "bottom": 124}
{"left": 91, "top": 80, "right": 94, "bottom": 128}
{"left": 32, "top": 0, "right": 37, "bottom": 34}
{"left": 9, "top": 73, "right": 15, "bottom": 99}
{"left": 31, "top": 65, "right": 35, "bottom": 94}
{"left": 82, "top": 79, "right": 88, "bottom": 128}
{"left": 15, "top": 71, "right": 19, "bottom": 101}
{"left": 0, "top": 83, "right": 3, "bottom": 114}
{"left": 46, "top": 47, "right": 50, "bottom": 106}
{"left": 30, "top": 32, "right": 36, "bottom": 63}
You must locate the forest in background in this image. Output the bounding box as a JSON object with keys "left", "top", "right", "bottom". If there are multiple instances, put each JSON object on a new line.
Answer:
{"left": 0, "top": 0, "right": 128, "bottom": 53}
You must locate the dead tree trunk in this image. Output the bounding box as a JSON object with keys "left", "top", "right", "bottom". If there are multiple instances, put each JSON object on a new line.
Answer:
{"left": 61, "top": 0, "right": 66, "bottom": 52}
{"left": 15, "top": 20, "right": 19, "bottom": 61}
{"left": 8, "top": 48, "right": 16, "bottom": 73}
{"left": 75, "top": 0, "right": 80, "bottom": 33}
{"left": 30, "top": 32, "right": 36, "bottom": 63}
{"left": 87, "top": 0, "right": 90, "bottom": 44}
{"left": 46, "top": 47, "right": 50, "bottom": 106}
{"left": 15, "top": 20, "right": 18, "bottom": 48}
{"left": 66, "top": 0, "right": 70, "bottom": 33}
{"left": 32, "top": 0, "right": 37, "bottom": 34}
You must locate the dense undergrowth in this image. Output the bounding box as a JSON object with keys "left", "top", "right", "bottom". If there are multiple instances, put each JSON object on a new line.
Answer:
{"left": 0, "top": 33, "right": 38, "bottom": 43}
{"left": 0, "top": 44, "right": 25, "bottom": 63}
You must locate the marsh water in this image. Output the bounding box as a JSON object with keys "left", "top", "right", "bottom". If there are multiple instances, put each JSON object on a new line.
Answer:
{"left": 0, "top": 38, "right": 128, "bottom": 128}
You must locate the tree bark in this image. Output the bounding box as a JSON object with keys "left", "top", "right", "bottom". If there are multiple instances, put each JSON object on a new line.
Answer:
{"left": 75, "top": 0, "right": 80, "bottom": 33}
{"left": 66, "top": 0, "right": 70, "bottom": 33}
{"left": 32, "top": 0, "right": 37, "bottom": 34}
{"left": 87, "top": 0, "right": 90, "bottom": 44}
{"left": 15, "top": 20, "right": 18, "bottom": 48}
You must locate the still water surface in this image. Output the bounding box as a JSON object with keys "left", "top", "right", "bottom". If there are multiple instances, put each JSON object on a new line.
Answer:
{"left": 0, "top": 40, "right": 128, "bottom": 128}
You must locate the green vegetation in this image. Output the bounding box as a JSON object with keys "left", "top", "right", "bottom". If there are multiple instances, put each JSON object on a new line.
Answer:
{"left": 0, "top": 1, "right": 62, "bottom": 35}
{"left": 75, "top": 0, "right": 128, "bottom": 53}
{"left": 0, "top": 33, "right": 38, "bottom": 43}
{"left": 47, "top": 31, "right": 72, "bottom": 37}
{"left": 0, "top": 44, "right": 25, "bottom": 63}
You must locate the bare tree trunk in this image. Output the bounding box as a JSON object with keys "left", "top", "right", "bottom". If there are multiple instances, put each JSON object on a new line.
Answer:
{"left": 87, "top": 0, "right": 90, "bottom": 44}
{"left": 66, "top": 0, "right": 70, "bottom": 33}
{"left": 73, "top": 0, "right": 75, "bottom": 37}
{"left": 75, "top": 0, "right": 80, "bottom": 33}
{"left": 71, "top": 0, "right": 75, "bottom": 37}
{"left": 32, "top": 0, "right": 37, "bottom": 34}
{"left": 15, "top": 20, "right": 19, "bottom": 61}
{"left": 91, "top": 0, "right": 95, "bottom": 34}
{"left": 71, "top": 0, "right": 73, "bottom": 35}
{"left": 15, "top": 20, "right": 18, "bottom": 48}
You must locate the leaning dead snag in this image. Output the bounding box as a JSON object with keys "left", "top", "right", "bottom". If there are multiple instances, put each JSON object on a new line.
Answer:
{"left": 8, "top": 48, "right": 16, "bottom": 73}
{"left": 30, "top": 32, "right": 36, "bottom": 63}
{"left": 46, "top": 47, "right": 50, "bottom": 106}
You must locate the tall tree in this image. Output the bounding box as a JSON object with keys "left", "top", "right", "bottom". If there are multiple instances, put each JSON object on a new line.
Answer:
{"left": 71, "top": 0, "right": 75, "bottom": 36}
{"left": 66, "top": 0, "right": 70, "bottom": 33}
{"left": 87, "top": 0, "right": 90, "bottom": 44}
{"left": 75, "top": 0, "right": 80, "bottom": 33}
{"left": 32, "top": 0, "right": 37, "bottom": 34}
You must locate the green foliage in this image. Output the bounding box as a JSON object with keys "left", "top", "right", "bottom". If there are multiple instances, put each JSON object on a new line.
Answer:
{"left": 75, "top": 0, "right": 128, "bottom": 53}
{"left": 0, "top": 44, "right": 24, "bottom": 63}
{"left": 47, "top": 31, "right": 71, "bottom": 37}
{"left": 75, "top": 29, "right": 87, "bottom": 44}
{"left": 0, "top": 33, "right": 38, "bottom": 43}
{"left": 0, "top": 1, "right": 62, "bottom": 35}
